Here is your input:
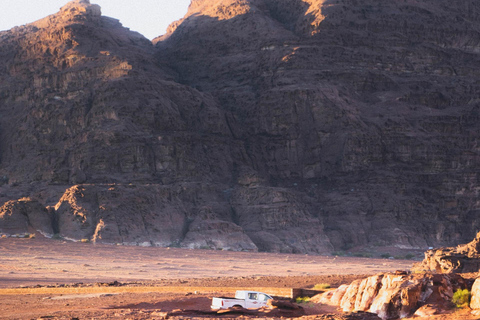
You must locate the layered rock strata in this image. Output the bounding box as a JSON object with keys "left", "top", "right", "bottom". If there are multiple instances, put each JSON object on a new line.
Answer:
{"left": 1, "top": 0, "right": 480, "bottom": 252}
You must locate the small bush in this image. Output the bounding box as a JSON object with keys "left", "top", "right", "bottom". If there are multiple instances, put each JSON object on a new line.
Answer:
{"left": 380, "top": 253, "right": 391, "bottom": 259}
{"left": 313, "top": 283, "right": 331, "bottom": 290}
{"left": 352, "top": 252, "right": 373, "bottom": 258}
{"left": 296, "top": 296, "right": 311, "bottom": 303}
{"left": 452, "top": 289, "right": 470, "bottom": 308}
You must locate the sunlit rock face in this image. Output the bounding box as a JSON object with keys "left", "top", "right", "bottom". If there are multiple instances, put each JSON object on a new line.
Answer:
{"left": 413, "top": 231, "right": 480, "bottom": 273}
{"left": 1, "top": 0, "right": 480, "bottom": 252}
{"left": 316, "top": 272, "right": 468, "bottom": 320}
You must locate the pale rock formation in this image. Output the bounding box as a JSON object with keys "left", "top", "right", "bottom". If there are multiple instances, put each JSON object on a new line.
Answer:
{"left": 414, "top": 231, "right": 480, "bottom": 273}
{"left": 470, "top": 278, "right": 480, "bottom": 311}
{"left": 317, "top": 272, "right": 466, "bottom": 320}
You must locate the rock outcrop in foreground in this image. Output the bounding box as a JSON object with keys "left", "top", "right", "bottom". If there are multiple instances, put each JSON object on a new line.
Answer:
{"left": 413, "top": 231, "right": 480, "bottom": 273}
{"left": 315, "top": 272, "right": 468, "bottom": 320}
{"left": 1, "top": 0, "right": 480, "bottom": 252}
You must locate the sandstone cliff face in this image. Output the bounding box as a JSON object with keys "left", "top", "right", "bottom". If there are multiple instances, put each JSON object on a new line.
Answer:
{"left": 1, "top": 0, "right": 480, "bottom": 252}
{"left": 0, "top": 0, "right": 232, "bottom": 186}
{"left": 155, "top": 0, "right": 480, "bottom": 250}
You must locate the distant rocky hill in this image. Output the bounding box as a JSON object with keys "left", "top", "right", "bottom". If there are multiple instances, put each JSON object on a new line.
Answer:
{"left": 1, "top": 0, "right": 480, "bottom": 254}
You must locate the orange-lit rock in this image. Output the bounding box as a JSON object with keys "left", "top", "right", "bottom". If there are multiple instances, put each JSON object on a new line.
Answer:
{"left": 470, "top": 278, "right": 480, "bottom": 310}
{"left": 413, "top": 231, "right": 480, "bottom": 273}
{"left": 316, "top": 272, "right": 467, "bottom": 319}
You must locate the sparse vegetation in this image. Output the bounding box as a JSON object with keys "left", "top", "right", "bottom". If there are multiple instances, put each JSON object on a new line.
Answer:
{"left": 352, "top": 252, "right": 373, "bottom": 258}
{"left": 295, "top": 296, "right": 311, "bottom": 303}
{"left": 380, "top": 253, "right": 391, "bottom": 259}
{"left": 313, "top": 283, "right": 331, "bottom": 290}
{"left": 452, "top": 289, "right": 470, "bottom": 308}
{"left": 405, "top": 253, "right": 415, "bottom": 260}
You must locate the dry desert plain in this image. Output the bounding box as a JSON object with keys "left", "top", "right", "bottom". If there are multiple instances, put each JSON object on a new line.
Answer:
{"left": 0, "top": 237, "right": 475, "bottom": 320}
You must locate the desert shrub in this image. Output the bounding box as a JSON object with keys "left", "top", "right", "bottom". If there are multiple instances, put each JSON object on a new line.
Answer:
{"left": 331, "top": 251, "right": 346, "bottom": 256}
{"left": 452, "top": 289, "right": 470, "bottom": 308}
{"left": 313, "top": 283, "right": 331, "bottom": 290}
{"left": 380, "top": 253, "right": 391, "bottom": 259}
{"left": 405, "top": 253, "right": 415, "bottom": 260}
{"left": 295, "top": 296, "right": 311, "bottom": 303}
{"left": 352, "top": 252, "right": 373, "bottom": 258}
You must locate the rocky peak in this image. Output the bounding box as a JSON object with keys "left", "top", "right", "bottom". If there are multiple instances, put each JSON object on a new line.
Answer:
{"left": 160, "top": 0, "right": 323, "bottom": 38}
{"left": 32, "top": 0, "right": 101, "bottom": 29}
{"left": 59, "top": 0, "right": 101, "bottom": 17}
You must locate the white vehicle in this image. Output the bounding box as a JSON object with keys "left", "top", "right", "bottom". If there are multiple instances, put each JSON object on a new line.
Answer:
{"left": 211, "top": 290, "right": 273, "bottom": 310}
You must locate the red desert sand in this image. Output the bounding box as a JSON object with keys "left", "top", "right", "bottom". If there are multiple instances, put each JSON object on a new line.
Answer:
{"left": 1, "top": 237, "right": 474, "bottom": 320}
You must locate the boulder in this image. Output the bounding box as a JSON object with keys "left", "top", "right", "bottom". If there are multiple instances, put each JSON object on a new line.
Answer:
{"left": 413, "top": 231, "right": 480, "bottom": 273}
{"left": 0, "top": 198, "right": 53, "bottom": 236}
{"left": 316, "top": 272, "right": 466, "bottom": 320}
{"left": 470, "top": 278, "right": 480, "bottom": 310}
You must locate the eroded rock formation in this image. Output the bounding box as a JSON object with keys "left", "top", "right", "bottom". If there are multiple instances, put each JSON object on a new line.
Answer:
{"left": 413, "top": 231, "right": 480, "bottom": 273}
{"left": 315, "top": 272, "right": 467, "bottom": 319}
{"left": 0, "top": 198, "right": 53, "bottom": 236}
{"left": 1, "top": 0, "right": 480, "bottom": 252}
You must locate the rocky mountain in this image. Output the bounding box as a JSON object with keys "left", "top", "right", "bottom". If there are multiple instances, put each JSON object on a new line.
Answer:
{"left": 1, "top": 0, "right": 480, "bottom": 254}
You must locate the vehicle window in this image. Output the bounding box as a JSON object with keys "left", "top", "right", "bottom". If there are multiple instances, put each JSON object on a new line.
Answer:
{"left": 248, "top": 293, "right": 258, "bottom": 300}
{"left": 259, "top": 294, "right": 271, "bottom": 301}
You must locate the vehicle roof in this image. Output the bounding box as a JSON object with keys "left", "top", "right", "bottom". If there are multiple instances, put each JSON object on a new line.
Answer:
{"left": 236, "top": 290, "right": 271, "bottom": 295}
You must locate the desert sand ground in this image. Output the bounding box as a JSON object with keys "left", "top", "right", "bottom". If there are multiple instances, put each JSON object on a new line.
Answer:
{"left": 0, "top": 237, "right": 473, "bottom": 319}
